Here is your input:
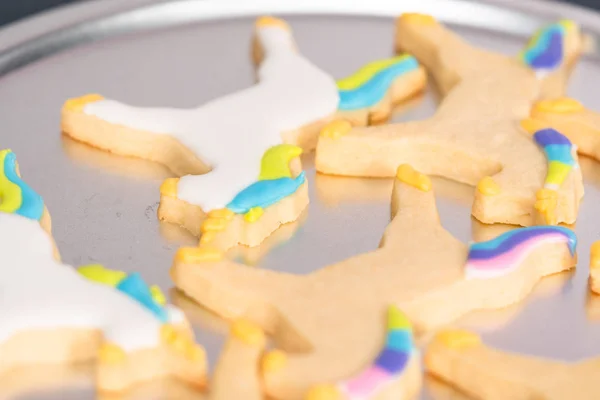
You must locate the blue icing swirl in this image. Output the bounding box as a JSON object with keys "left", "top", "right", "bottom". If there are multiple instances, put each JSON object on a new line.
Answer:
{"left": 226, "top": 172, "right": 305, "bottom": 214}
{"left": 116, "top": 273, "right": 168, "bottom": 322}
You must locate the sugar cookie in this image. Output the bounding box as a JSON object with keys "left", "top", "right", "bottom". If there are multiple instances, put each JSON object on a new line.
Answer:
{"left": 316, "top": 17, "right": 584, "bottom": 226}
{"left": 61, "top": 16, "right": 426, "bottom": 251}
{"left": 0, "top": 152, "right": 206, "bottom": 392}
{"left": 523, "top": 97, "right": 600, "bottom": 161}
{"left": 426, "top": 329, "right": 599, "bottom": 400}
{"left": 171, "top": 165, "right": 576, "bottom": 399}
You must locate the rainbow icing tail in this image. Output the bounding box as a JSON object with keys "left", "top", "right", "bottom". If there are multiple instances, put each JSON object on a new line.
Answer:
{"left": 337, "top": 55, "right": 420, "bottom": 111}
{"left": 532, "top": 128, "right": 576, "bottom": 190}
{"left": 0, "top": 149, "right": 44, "bottom": 221}
{"left": 520, "top": 20, "right": 577, "bottom": 73}
{"left": 465, "top": 226, "right": 577, "bottom": 280}
{"left": 338, "top": 306, "right": 415, "bottom": 398}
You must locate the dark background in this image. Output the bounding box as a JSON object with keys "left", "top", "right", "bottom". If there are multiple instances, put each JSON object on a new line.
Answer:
{"left": 0, "top": 0, "right": 598, "bottom": 28}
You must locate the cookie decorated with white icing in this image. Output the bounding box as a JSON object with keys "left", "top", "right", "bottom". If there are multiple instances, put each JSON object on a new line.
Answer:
{"left": 316, "top": 15, "right": 584, "bottom": 226}
{"left": 61, "top": 16, "right": 426, "bottom": 252}
{"left": 171, "top": 164, "right": 577, "bottom": 399}
{"left": 0, "top": 150, "right": 206, "bottom": 393}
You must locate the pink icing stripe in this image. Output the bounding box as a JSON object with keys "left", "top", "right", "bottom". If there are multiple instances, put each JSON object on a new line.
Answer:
{"left": 465, "top": 234, "right": 567, "bottom": 279}
{"left": 341, "top": 365, "right": 390, "bottom": 398}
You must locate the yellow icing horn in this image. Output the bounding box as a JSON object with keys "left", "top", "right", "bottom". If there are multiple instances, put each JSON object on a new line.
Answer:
{"left": 259, "top": 144, "right": 303, "bottom": 180}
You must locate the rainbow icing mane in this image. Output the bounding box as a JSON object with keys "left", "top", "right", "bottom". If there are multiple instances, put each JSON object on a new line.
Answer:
{"left": 520, "top": 20, "right": 575, "bottom": 72}
{"left": 338, "top": 306, "right": 415, "bottom": 398}
{"left": 337, "top": 55, "right": 419, "bottom": 111}
{"left": 533, "top": 128, "right": 576, "bottom": 190}
{"left": 78, "top": 264, "right": 168, "bottom": 322}
{"left": 225, "top": 144, "right": 305, "bottom": 216}
{"left": 465, "top": 226, "right": 577, "bottom": 279}
{"left": 0, "top": 149, "right": 44, "bottom": 221}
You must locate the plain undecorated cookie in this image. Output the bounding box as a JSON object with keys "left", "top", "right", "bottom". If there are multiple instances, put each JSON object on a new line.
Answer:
{"left": 172, "top": 164, "right": 577, "bottom": 399}
{"left": 316, "top": 16, "right": 584, "bottom": 226}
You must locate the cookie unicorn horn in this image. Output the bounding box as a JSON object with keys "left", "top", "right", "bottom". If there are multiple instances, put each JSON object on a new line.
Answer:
{"left": 172, "top": 164, "right": 576, "bottom": 400}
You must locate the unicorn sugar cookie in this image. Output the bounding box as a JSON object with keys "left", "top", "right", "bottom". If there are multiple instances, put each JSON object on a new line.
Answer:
{"left": 171, "top": 164, "right": 576, "bottom": 400}
{"left": 426, "top": 329, "right": 600, "bottom": 400}
{"left": 0, "top": 151, "right": 206, "bottom": 392}
{"left": 61, "top": 16, "right": 426, "bottom": 252}
{"left": 316, "top": 16, "right": 584, "bottom": 226}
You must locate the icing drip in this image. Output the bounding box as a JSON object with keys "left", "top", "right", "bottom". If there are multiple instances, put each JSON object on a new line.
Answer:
{"left": 465, "top": 226, "right": 577, "bottom": 279}
{"left": 0, "top": 149, "right": 44, "bottom": 220}
{"left": 0, "top": 212, "right": 184, "bottom": 351}
{"left": 533, "top": 128, "right": 576, "bottom": 190}
{"left": 337, "top": 55, "right": 419, "bottom": 111}
{"left": 338, "top": 306, "right": 414, "bottom": 398}
{"left": 83, "top": 23, "right": 338, "bottom": 212}
{"left": 521, "top": 20, "right": 575, "bottom": 73}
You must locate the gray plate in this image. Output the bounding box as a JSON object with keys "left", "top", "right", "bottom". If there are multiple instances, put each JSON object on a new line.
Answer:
{"left": 1, "top": 1, "right": 600, "bottom": 399}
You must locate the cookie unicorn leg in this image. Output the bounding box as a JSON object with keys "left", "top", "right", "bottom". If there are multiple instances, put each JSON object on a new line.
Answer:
{"left": 209, "top": 320, "right": 266, "bottom": 400}
{"left": 426, "top": 330, "right": 599, "bottom": 400}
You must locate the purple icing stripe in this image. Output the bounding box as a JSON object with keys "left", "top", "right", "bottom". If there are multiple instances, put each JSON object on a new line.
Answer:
{"left": 533, "top": 128, "right": 573, "bottom": 146}
{"left": 530, "top": 31, "right": 563, "bottom": 69}
{"left": 374, "top": 348, "right": 410, "bottom": 373}
{"left": 469, "top": 227, "right": 574, "bottom": 260}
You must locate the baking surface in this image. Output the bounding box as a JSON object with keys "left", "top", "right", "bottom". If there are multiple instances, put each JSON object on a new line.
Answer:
{"left": 2, "top": 2, "right": 600, "bottom": 399}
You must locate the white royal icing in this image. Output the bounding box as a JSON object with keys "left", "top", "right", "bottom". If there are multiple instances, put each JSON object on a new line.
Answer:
{"left": 84, "top": 24, "right": 339, "bottom": 211}
{"left": 0, "top": 212, "right": 180, "bottom": 352}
